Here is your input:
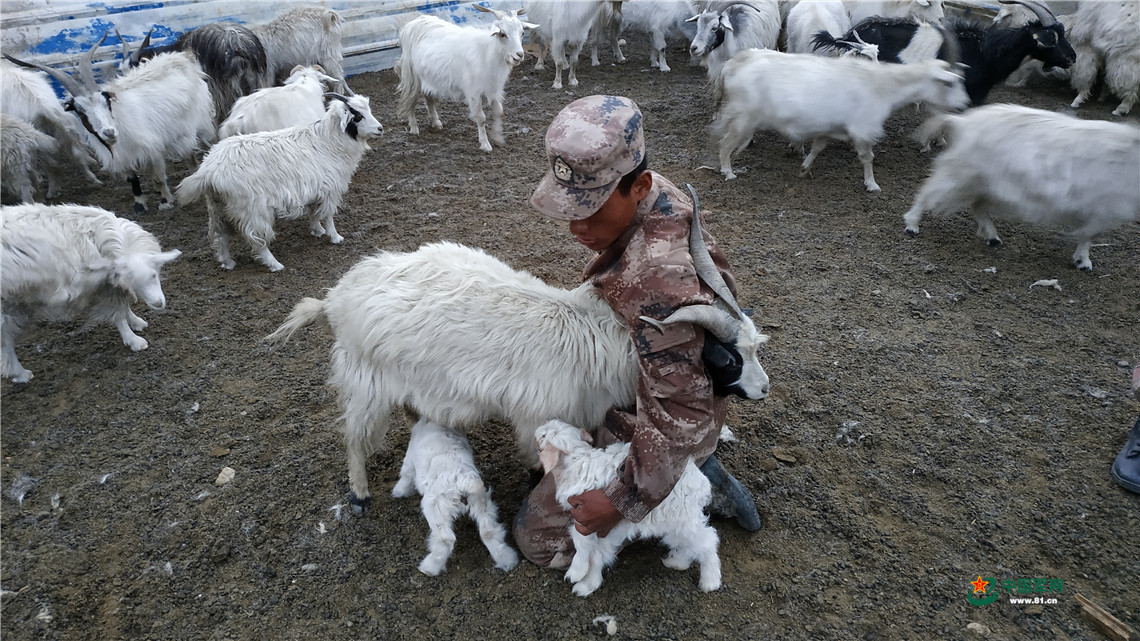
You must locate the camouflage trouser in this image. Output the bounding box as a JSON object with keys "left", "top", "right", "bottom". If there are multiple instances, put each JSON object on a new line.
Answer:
{"left": 512, "top": 472, "right": 576, "bottom": 570}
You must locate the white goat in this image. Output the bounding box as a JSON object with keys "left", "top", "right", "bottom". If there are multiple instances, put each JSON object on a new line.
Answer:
{"left": 1066, "top": 1, "right": 1140, "bottom": 117}
{"left": 218, "top": 65, "right": 339, "bottom": 139}
{"left": 264, "top": 208, "right": 770, "bottom": 514}
{"left": 710, "top": 49, "right": 969, "bottom": 190}
{"left": 535, "top": 420, "right": 720, "bottom": 597}
{"left": 0, "top": 58, "right": 101, "bottom": 198}
{"left": 254, "top": 7, "right": 350, "bottom": 94}
{"left": 903, "top": 104, "right": 1140, "bottom": 271}
{"left": 393, "top": 419, "right": 519, "bottom": 576}
{"left": 177, "top": 95, "right": 383, "bottom": 272}
{"left": 526, "top": 0, "right": 614, "bottom": 89}
{"left": 687, "top": 0, "right": 782, "bottom": 79}
{"left": 5, "top": 44, "right": 214, "bottom": 214}
{"left": 1, "top": 203, "right": 181, "bottom": 383}
{"left": 396, "top": 6, "right": 536, "bottom": 152}
{"left": 592, "top": 0, "right": 698, "bottom": 72}
{"left": 843, "top": 0, "right": 944, "bottom": 25}
{"left": 1, "top": 114, "right": 57, "bottom": 204}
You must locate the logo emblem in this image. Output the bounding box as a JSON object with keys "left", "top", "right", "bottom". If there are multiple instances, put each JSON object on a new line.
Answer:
{"left": 553, "top": 156, "right": 573, "bottom": 183}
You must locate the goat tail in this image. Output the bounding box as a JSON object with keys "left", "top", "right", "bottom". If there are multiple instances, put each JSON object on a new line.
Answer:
{"left": 810, "top": 29, "right": 849, "bottom": 56}
{"left": 913, "top": 112, "right": 960, "bottom": 148}
{"left": 175, "top": 171, "right": 208, "bottom": 205}
{"left": 264, "top": 297, "right": 328, "bottom": 345}
{"left": 395, "top": 55, "right": 421, "bottom": 120}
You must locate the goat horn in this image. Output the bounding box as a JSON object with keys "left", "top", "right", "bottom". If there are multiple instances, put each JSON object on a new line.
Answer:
{"left": 998, "top": 0, "right": 1056, "bottom": 27}
{"left": 115, "top": 28, "right": 129, "bottom": 64}
{"left": 2, "top": 53, "right": 86, "bottom": 97}
{"left": 130, "top": 28, "right": 154, "bottom": 67}
{"left": 323, "top": 92, "right": 349, "bottom": 103}
{"left": 641, "top": 307, "right": 739, "bottom": 343}
{"left": 77, "top": 30, "right": 109, "bottom": 90}
{"left": 472, "top": 3, "right": 504, "bottom": 18}
{"left": 685, "top": 184, "right": 746, "bottom": 319}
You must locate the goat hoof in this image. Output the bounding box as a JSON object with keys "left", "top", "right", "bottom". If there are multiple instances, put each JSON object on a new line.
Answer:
{"left": 987, "top": 238, "right": 1003, "bottom": 248}
{"left": 133, "top": 203, "right": 147, "bottom": 216}
{"left": 349, "top": 493, "right": 370, "bottom": 515}
{"left": 158, "top": 200, "right": 173, "bottom": 211}
{"left": 905, "top": 227, "right": 919, "bottom": 237}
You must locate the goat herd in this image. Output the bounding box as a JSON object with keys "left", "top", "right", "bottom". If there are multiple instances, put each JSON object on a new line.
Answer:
{"left": 1, "top": 0, "right": 1139, "bottom": 598}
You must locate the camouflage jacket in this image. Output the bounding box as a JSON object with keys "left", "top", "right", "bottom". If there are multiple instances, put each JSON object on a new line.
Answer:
{"left": 584, "top": 172, "right": 737, "bottom": 522}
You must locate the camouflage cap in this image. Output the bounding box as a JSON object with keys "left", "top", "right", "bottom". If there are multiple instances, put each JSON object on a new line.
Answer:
{"left": 531, "top": 95, "right": 645, "bottom": 221}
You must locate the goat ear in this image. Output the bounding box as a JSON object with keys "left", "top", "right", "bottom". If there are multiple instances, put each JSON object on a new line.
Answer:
{"left": 289, "top": 64, "right": 305, "bottom": 77}
{"left": 490, "top": 25, "right": 504, "bottom": 37}
{"left": 538, "top": 444, "right": 562, "bottom": 475}
{"left": 719, "top": 14, "right": 734, "bottom": 31}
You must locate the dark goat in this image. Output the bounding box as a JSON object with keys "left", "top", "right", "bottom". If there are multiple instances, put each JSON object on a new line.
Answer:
{"left": 813, "top": 0, "right": 1076, "bottom": 105}
{"left": 175, "top": 23, "right": 267, "bottom": 123}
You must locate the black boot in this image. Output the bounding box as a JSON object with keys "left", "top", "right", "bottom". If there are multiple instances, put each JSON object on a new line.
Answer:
{"left": 700, "top": 454, "right": 762, "bottom": 532}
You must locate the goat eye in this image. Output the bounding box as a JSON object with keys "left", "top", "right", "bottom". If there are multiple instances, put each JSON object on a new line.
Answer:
{"left": 64, "top": 100, "right": 75, "bottom": 111}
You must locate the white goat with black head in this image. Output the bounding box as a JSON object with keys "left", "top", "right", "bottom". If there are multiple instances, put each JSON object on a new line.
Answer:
{"left": 4, "top": 36, "right": 215, "bottom": 215}
{"left": 265, "top": 195, "right": 770, "bottom": 514}
{"left": 218, "top": 64, "right": 339, "bottom": 139}
{"left": 177, "top": 94, "right": 383, "bottom": 272}
{"left": 393, "top": 419, "right": 519, "bottom": 576}
{"left": 254, "top": 7, "right": 351, "bottom": 94}
{"left": 687, "top": 0, "right": 782, "bottom": 79}
{"left": 903, "top": 104, "right": 1140, "bottom": 271}
{"left": 536, "top": 420, "right": 721, "bottom": 597}
{"left": 0, "top": 58, "right": 102, "bottom": 199}
{"left": 396, "top": 5, "right": 536, "bottom": 152}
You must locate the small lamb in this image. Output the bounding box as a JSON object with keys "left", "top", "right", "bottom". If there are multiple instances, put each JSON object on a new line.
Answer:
{"left": 393, "top": 419, "right": 518, "bottom": 576}
{"left": 535, "top": 420, "right": 721, "bottom": 597}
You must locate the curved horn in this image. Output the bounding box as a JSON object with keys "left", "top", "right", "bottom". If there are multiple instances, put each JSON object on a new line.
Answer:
{"left": 2, "top": 53, "right": 86, "bottom": 97}
{"left": 685, "top": 184, "right": 745, "bottom": 319}
{"left": 472, "top": 3, "right": 504, "bottom": 18}
{"left": 77, "top": 31, "right": 109, "bottom": 90}
{"left": 115, "top": 28, "right": 129, "bottom": 66}
{"left": 323, "top": 92, "right": 350, "bottom": 103}
{"left": 998, "top": 0, "right": 1056, "bottom": 27}
{"left": 640, "top": 306, "right": 739, "bottom": 343}
{"left": 130, "top": 28, "right": 154, "bottom": 67}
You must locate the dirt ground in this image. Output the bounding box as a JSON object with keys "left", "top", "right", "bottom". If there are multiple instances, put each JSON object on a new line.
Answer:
{"left": 2, "top": 30, "right": 1138, "bottom": 641}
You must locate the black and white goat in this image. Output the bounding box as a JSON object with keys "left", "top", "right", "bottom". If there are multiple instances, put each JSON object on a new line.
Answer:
{"left": 687, "top": 0, "right": 782, "bottom": 78}
{"left": 177, "top": 95, "right": 383, "bottom": 272}
{"left": 4, "top": 38, "right": 215, "bottom": 214}
{"left": 812, "top": 0, "right": 1076, "bottom": 105}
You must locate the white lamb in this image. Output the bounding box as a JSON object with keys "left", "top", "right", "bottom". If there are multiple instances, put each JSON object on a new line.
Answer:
{"left": 536, "top": 420, "right": 721, "bottom": 597}
{"left": 177, "top": 95, "right": 383, "bottom": 272}
{"left": 393, "top": 419, "right": 519, "bottom": 576}
{"left": 218, "top": 65, "right": 339, "bottom": 139}
{"left": 1, "top": 203, "right": 181, "bottom": 383}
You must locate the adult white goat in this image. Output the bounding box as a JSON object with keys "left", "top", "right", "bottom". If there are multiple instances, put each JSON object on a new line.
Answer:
{"left": 393, "top": 419, "right": 519, "bottom": 576}
{"left": 687, "top": 0, "right": 781, "bottom": 79}
{"left": 1065, "top": 0, "right": 1140, "bottom": 117}
{"left": 591, "top": 0, "right": 698, "bottom": 72}
{"left": 1, "top": 114, "right": 57, "bottom": 204}
{"left": 0, "top": 59, "right": 102, "bottom": 198}
{"left": 396, "top": 5, "right": 536, "bottom": 152}
{"left": 1, "top": 203, "right": 181, "bottom": 383}
{"left": 254, "top": 7, "right": 351, "bottom": 94}
{"left": 710, "top": 49, "right": 969, "bottom": 190}
{"left": 265, "top": 200, "right": 770, "bottom": 514}
{"left": 177, "top": 95, "right": 383, "bottom": 272}
{"left": 536, "top": 420, "right": 720, "bottom": 596}
{"left": 842, "top": 0, "right": 944, "bottom": 25}
{"left": 4, "top": 40, "right": 214, "bottom": 215}
{"left": 526, "top": 0, "right": 615, "bottom": 89}
{"left": 218, "top": 65, "right": 339, "bottom": 139}
{"left": 903, "top": 104, "right": 1140, "bottom": 271}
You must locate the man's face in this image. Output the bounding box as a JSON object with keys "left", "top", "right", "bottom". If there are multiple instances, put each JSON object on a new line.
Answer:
{"left": 568, "top": 173, "right": 651, "bottom": 252}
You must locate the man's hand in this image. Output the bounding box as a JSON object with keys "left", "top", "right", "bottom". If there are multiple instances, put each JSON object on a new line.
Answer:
{"left": 568, "top": 489, "right": 622, "bottom": 537}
